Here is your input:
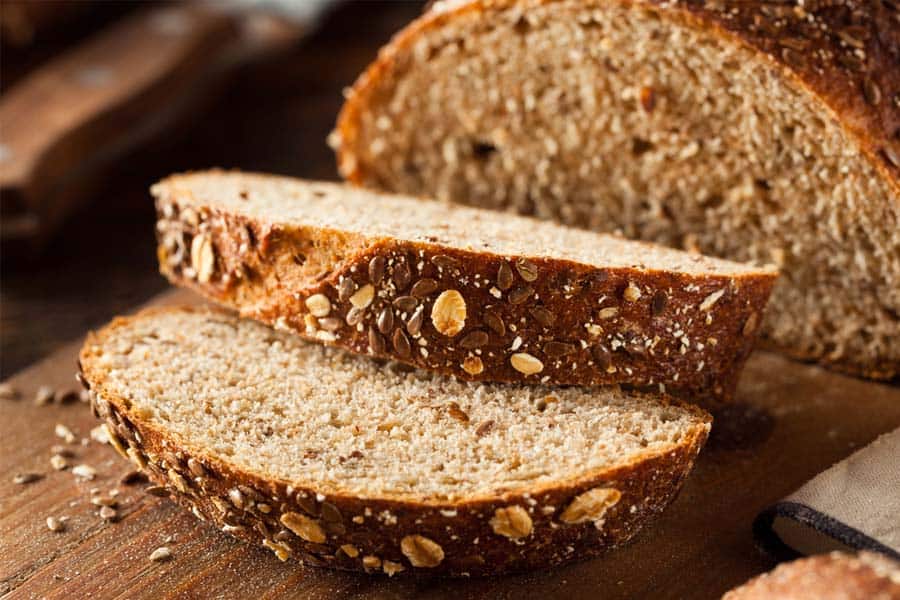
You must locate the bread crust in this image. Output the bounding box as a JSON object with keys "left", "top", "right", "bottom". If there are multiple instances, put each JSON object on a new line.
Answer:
{"left": 333, "top": 0, "right": 900, "bottom": 381}
{"left": 723, "top": 552, "right": 900, "bottom": 600}
{"left": 153, "top": 173, "right": 777, "bottom": 403}
{"left": 78, "top": 307, "right": 711, "bottom": 576}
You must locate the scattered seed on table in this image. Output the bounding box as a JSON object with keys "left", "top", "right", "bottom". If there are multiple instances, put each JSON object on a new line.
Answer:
{"left": 55, "top": 424, "right": 76, "bottom": 443}
{"left": 13, "top": 473, "right": 43, "bottom": 485}
{"left": 46, "top": 516, "right": 66, "bottom": 532}
{"left": 72, "top": 464, "right": 96, "bottom": 480}
{"left": 35, "top": 386, "right": 54, "bottom": 405}
{"left": 0, "top": 383, "right": 19, "bottom": 400}
{"left": 149, "top": 547, "right": 172, "bottom": 562}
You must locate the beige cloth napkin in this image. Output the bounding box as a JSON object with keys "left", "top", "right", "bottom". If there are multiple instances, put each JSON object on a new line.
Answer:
{"left": 754, "top": 427, "right": 900, "bottom": 560}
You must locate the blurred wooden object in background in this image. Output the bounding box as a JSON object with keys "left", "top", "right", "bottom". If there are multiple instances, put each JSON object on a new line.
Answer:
{"left": 0, "top": 1, "right": 338, "bottom": 258}
{"left": 0, "top": 1, "right": 424, "bottom": 378}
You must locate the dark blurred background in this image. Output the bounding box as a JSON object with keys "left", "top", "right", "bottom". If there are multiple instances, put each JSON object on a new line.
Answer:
{"left": 0, "top": 1, "right": 424, "bottom": 378}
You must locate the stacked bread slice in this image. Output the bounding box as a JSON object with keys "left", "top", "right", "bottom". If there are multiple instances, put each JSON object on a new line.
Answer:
{"left": 78, "top": 171, "right": 776, "bottom": 575}
{"left": 332, "top": 0, "right": 900, "bottom": 381}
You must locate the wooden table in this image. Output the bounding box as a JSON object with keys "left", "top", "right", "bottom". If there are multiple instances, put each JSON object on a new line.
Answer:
{"left": 3, "top": 293, "right": 900, "bottom": 599}
{"left": 2, "top": 2, "right": 900, "bottom": 598}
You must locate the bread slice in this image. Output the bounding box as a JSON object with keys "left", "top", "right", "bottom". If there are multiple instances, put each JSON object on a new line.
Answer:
{"left": 152, "top": 170, "right": 776, "bottom": 402}
{"left": 78, "top": 307, "right": 711, "bottom": 576}
{"left": 723, "top": 552, "right": 900, "bottom": 599}
{"left": 332, "top": 0, "right": 900, "bottom": 381}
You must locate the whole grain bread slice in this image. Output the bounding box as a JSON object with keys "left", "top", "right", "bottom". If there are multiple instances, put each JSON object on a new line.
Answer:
{"left": 79, "top": 307, "right": 711, "bottom": 576}
{"left": 152, "top": 170, "right": 777, "bottom": 402}
{"left": 332, "top": 0, "right": 900, "bottom": 381}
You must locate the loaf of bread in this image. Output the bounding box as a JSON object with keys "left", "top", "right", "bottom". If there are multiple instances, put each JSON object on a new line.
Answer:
{"left": 78, "top": 307, "right": 711, "bottom": 576}
{"left": 333, "top": 0, "right": 900, "bottom": 381}
{"left": 152, "top": 170, "right": 776, "bottom": 402}
{"left": 723, "top": 552, "right": 900, "bottom": 599}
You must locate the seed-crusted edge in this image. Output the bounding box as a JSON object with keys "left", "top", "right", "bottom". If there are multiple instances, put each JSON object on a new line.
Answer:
{"left": 152, "top": 177, "right": 778, "bottom": 403}
{"left": 78, "top": 306, "right": 711, "bottom": 577}
{"left": 332, "top": 0, "right": 900, "bottom": 381}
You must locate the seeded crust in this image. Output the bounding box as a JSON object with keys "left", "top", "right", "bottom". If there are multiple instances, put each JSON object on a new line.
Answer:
{"left": 723, "top": 552, "right": 900, "bottom": 600}
{"left": 77, "top": 307, "right": 711, "bottom": 576}
{"left": 151, "top": 171, "right": 777, "bottom": 402}
{"left": 333, "top": 0, "right": 900, "bottom": 381}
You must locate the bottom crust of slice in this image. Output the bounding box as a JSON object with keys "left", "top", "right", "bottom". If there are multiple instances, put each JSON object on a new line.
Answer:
{"left": 79, "top": 368, "right": 708, "bottom": 577}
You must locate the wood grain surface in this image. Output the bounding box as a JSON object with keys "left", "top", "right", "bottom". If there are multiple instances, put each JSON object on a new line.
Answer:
{"left": 2, "top": 288, "right": 899, "bottom": 599}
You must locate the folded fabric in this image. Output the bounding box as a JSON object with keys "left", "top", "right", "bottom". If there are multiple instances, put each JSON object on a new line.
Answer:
{"left": 754, "top": 428, "right": 900, "bottom": 561}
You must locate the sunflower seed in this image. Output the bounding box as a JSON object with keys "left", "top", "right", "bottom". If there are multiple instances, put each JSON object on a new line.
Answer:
{"left": 345, "top": 306, "right": 364, "bottom": 326}
{"left": 431, "top": 255, "right": 459, "bottom": 270}
{"left": 368, "top": 327, "right": 386, "bottom": 354}
{"left": 338, "top": 277, "right": 356, "bottom": 302}
{"left": 410, "top": 278, "right": 438, "bottom": 298}
{"left": 863, "top": 78, "right": 882, "bottom": 106}
{"left": 392, "top": 260, "right": 411, "bottom": 291}
{"left": 145, "top": 485, "right": 170, "bottom": 497}
{"left": 406, "top": 306, "right": 425, "bottom": 336}
{"left": 543, "top": 341, "right": 576, "bottom": 357}
{"left": 515, "top": 258, "right": 538, "bottom": 282}
{"left": 392, "top": 296, "right": 418, "bottom": 312}
{"left": 369, "top": 256, "right": 386, "bottom": 285}
{"left": 459, "top": 330, "right": 489, "bottom": 349}
{"left": 484, "top": 311, "right": 506, "bottom": 336}
{"left": 497, "top": 262, "right": 514, "bottom": 290}
{"left": 508, "top": 286, "right": 533, "bottom": 305}
{"left": 377, "top": 307, "right": 394, "bottom": 334}
{"left": 529, "top": 306, "right": 555, "bottom": 327}
{"left": 392, "top": 329, "right": 411, "bottom": 358}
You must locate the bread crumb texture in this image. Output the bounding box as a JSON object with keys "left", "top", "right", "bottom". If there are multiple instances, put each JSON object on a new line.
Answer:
{"left": 335, "top": 0, "right": 900, "bottom": 379}
{"left": 80, "top": 308, "right": 711, "bottom": 575}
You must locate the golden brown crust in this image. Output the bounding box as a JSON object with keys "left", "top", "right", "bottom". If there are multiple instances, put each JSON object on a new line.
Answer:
{"left": 333, "top": 0, "right": 900, "bottom": 381}
{"left": 77, "top": 307, "right": 711, "bottom": 576}
{"left": 723, "top": 552, "right": 900, "bottom": 600}
{"left": 154, "top": 183, "right": 777, "bottom": 403}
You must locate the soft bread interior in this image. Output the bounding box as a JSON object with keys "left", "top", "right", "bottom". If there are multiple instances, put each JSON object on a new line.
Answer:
{"left": 84, "top": 308, "right": 709, "bottom": 503}
{"left": 153, "top": 172, "right": 772, "bottom": 278}
{"left": 335, "top": 0, "right": 900, "bottom": 376}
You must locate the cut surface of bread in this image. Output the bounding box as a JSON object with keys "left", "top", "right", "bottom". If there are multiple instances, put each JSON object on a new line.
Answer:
{"left": 723, "top": 552, "right": 900, "bottom": 600}
{"left": 333, "top": 0, "right": 900, "bottom": 381}
{"left": 153, "top": 170, "right": 776, "bottom": 401}
{"left": 79, "top": 307, "right": 711, "bottom": 575}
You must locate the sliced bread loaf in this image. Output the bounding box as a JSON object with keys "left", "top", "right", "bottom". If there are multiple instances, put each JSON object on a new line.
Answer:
{"left": 332, "top": 0, "right": 900, "bottom": 381}
{"left": 78, "top": 307, "right": 711, "bottom": 576}
{"left": 152, "top": 170, "right": 776, "bottom": 401}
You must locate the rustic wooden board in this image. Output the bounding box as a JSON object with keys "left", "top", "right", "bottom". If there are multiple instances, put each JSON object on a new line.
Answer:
{"left": 3, "top": 289, "right": 899, "bottom": 599}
